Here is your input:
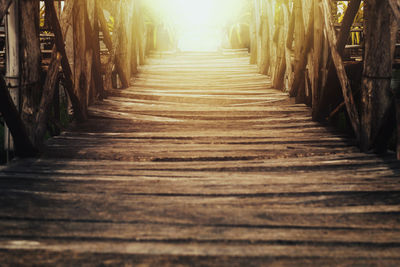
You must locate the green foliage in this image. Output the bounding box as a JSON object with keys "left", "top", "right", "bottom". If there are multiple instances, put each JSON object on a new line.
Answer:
{"left": 337, "top": 1, "right": 364, "bottom": 45}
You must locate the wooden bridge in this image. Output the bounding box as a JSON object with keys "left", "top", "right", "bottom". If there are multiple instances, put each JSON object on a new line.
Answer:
{"left": 1, "top": 0, "right": 400, "bottom": 265}
{"left": 1, "top": 51, "right": 400, "bottom": 265}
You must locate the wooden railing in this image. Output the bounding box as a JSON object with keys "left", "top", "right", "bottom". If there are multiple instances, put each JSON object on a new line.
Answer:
{"left": 0, "top": 0, "right": 147, "bottom": 157}
{"left": 250, "top": 0, "right": 400, "bottom": 159}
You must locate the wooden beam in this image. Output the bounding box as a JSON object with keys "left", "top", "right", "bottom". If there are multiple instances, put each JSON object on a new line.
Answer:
{"left": 321, "top": 0, "right": 360, "bottom": 140}
{"left": 45, "top": 0, "right": 86, "bottom": 122}
{"left": 0, "top": 74, "right": 37, "bottom": 157}
{"left": 34, "top": 49, "right": 62, "bottom": 146}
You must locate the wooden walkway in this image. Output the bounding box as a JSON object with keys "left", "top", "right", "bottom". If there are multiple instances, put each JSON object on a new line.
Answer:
{"left": 1, "top": 51, "right": 400, "bottom": 266}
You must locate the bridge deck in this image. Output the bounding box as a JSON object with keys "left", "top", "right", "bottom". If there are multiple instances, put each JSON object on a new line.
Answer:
{"left": 1, "top": 52, "right": 400, "bottom": 266}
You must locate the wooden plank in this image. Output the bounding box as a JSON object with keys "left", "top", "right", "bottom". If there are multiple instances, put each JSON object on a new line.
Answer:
{"left": 2, "top": 219, "right": 400, "bottom": 244}
{"left": 1, "top": 51, "right": 399, "bottom": 265}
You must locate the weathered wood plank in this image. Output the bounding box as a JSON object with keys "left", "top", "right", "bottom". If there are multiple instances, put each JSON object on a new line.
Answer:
{"left": 1, "top": 51, "right": 399, "bottom": 265}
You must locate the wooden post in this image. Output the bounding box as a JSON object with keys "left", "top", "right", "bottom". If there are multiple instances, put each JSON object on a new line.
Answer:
{"left": 131, "top": 0, "right": 138, "bottom": 75}
{"left": 259, "top": 1, "right": 272, "bottom": 75}
{"left": 114, "top": 0, "right": 131, "bottom": 88}
{"left": 284, "top": 0, "right": 295, "bottom": 92}
{"left": 254, "top": 0, "right": 261, "bottom": 68}
{"left": 72, "top": 0, "right": 92, "bottom": 116}
{"left": 4, "top": 0, "right": 19, "bottom": 153}
{"left": 389, "top": 0, "right": 400, "bottom": 159}
{"left": 272, "top": 2, "right": 289, "bottom": 90}
{"left": 292, "top": 0, "right": 305, "bottom": 73}
{"left": 249, "top": 0, "right": 258, "bottom": 64}
{"left": 289, "top": 2, "right": 314, "bottom": 100}
{"left": 360, "top": 0, "right": 397, "bottom": 151}
{"left": 90, "top": 0, "right": 105, "bottom": 100}
{"left": 0, "top": 74, "right": 37, "bottom": 157}
{"left": 136, "top": 0, "right": 146, "bottom": 66}
{"left": 19, "top": 0, "right": 42, "bottom": 140}
{"left": 312, "top": 0, "right": 323, "bottom": 119}
{"left": 396, "top": 89, "right": 400, "bottom": 160}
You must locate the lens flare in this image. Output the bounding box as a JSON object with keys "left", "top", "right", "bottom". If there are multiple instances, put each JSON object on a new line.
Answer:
{"left": 143, "top": 0, "right": 247, "bottom": 51}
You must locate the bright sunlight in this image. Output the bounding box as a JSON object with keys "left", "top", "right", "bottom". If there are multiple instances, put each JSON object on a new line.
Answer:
{"left": 143, "top": 0, "right": 249, "bottom": 51}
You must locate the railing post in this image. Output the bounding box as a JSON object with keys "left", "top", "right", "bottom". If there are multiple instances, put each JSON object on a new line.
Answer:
{"left": 4, "top": 0, "right": 19, "bottom": 159}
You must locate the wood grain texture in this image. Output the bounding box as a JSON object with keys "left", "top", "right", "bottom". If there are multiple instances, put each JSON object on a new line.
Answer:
{"left": 0, "top": 51, "right": 399, "bottom": 265}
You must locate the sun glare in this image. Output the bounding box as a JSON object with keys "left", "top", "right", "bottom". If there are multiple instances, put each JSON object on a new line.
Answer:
{"left": 144, "top": 0, "right": 247, "bottom": 51}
